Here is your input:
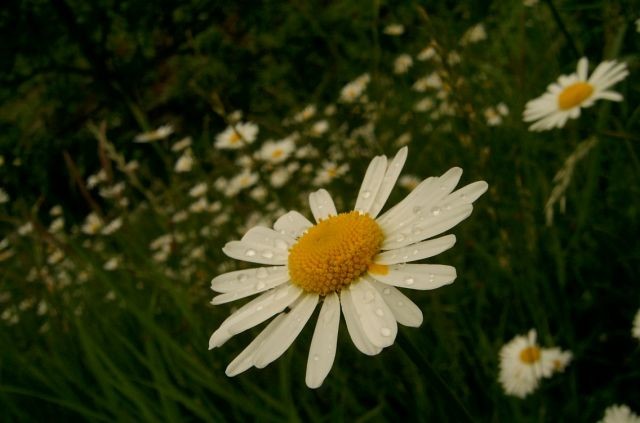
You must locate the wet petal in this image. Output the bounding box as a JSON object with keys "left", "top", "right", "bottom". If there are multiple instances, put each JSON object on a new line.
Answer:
{"left": 253, "top": 294, "right": 319, "bottom": 368}
{"left": 309, "top": 189, "right": 337, "bottom": 222}
{"left": 306, "top": 292, "right": 340, "bottom": 389}
{"left": 349, "top": 279, "right": 397, "bottom": 348}
{"left": 368, "top": 263, "right": 456, "bottom": 290}
{"left": 354, "top": 155, "right": 387, "bottom": 215}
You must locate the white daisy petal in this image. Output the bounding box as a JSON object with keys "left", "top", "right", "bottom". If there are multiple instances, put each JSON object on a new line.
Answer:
{"left": 211, "top": 266, "right": 288, "bottom": 293}
{"left": 222, "top": 240, "right": 288, "bottom": 265}
{"left": 368, "top": 264, "right": 456, "bottom": 290}
{"left": 225, "top": 313, "right": 286, "bottom": 376}
{"left": 309, "top": 189, "right": 337, "bottom": 222}
{"left": 354, "top": 155, "right": 388, "bottom": 214}
{"left": 340, "top": 288, "right": 382, "bottom": 356}
{"left": 593, "top": 90, "right": 623, "bottom": 102}
{"left": 253, "top": 293, "right": 319, "bottom": 368}
{"left": 210, "top": 272, "right": 290, "bottom": 304}
{"left": 241, "top": 226, "right": 296, "bottom": 250}
{"left": 441, "top": 181, "right": 489, "bottom": 209}
{"left": 378, "top": 167, "right": 462, "bottom": 234}
{"left": 381, "top": 204, "right": 472, "bottom": 250}
{"left": 208, "top": 284, "right": 302, "bottom": 349}
{"left": 305, "top": 292, "right": 340, "bottom": 389}
{"left": 375, "top": 234, "right": 456, "bottom": 265}
{"left": 273, "top": 211, "right": 313, "bottom": 239}
{"left": 369, "top": 279, "right": 423, "bottom": 327}
{"left": 368, "top": 147, "right": 408, "bottom": 218}
{"left": 576, "top": 57, "right": 588, "bottom": 81}
{"left": 349, "top": 278, "right": 397, "bottom": 348}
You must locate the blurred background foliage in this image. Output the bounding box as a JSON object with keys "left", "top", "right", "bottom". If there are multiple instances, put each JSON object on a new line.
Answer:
{"left": 1, "top": 0, "right": 639, "bottom": 421}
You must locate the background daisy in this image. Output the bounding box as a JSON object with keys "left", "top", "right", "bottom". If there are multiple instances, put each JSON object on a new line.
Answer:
{"left": 523, "top": 57, "right": 629, "bottom": 131}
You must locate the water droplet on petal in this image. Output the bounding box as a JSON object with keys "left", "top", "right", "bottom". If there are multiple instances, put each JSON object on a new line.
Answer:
{"left": 381, "top": 327, "right": 391, "bottom": 337}
{"left": 431, "top": 207, "right": 441, "bottom": 216}
{"left": 396, "top": 300, "right": 404, "bottom": 307}
{"left": 382, "top": 288, "right": 391, "bottom": 295}
{"left": 274, "top": 239, "right": 288, "bottom": 250}
{"left": 363, "top": 290, "right": 375, "bottom": 303}
{"left": 245, "top": 249, "right": 256, "bottom": 257}
{"left": 262, "top": 250, "right": 274, "bottom": 259}
{"left": 255, "top": 281, "right": 266, "bottom": 290}
{"left": 428, "top": 273, "right": 436, "bottom": 283}
{"left": 256, "top": 305, "right": 264, "bottom": 311}
{"left": 375, "top": 308, "right": 384, "bottom": 317}
{"left": 396, "top": 234, "right": 405, "bottom": 242}
{"left": 404, "top": 277, "right": 415, "bottom": 286}
{"left": 362, "top": 190, "right": 371, "bottom": 199}
{"left": 238, "top": 274, "right": 248, "bottom": 283}
{"left": 256, "top": 268, "right": 269, "bottom": 279}
{"left": 313, "top": 354, "right": 320, "bottom": 361}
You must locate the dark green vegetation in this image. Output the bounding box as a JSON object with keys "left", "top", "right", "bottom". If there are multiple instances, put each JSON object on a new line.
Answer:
{"left": 1, "top": 0, "right": 639, "bottom": 421}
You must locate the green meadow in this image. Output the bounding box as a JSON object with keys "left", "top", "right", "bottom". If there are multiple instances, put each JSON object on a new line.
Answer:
{"left": 1, "top": 0, "right": 639, "bottom": 421}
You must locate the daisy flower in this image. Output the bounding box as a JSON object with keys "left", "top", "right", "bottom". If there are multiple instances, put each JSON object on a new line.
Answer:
{"left": 256, "top": 137, "right": 296, "bottom": 164}
{"left": 523, "top": 57, "right": 629, "bottom": 131}
{"left": 214, "top": 122, "right": 259, "bottom": 149}
{"left": 599, "top": 404, "right": 640, "bottom": 423}
{"left": 498, "top": 329, "right": 572, "bottom": 398}
{"left": 208, "top": 147, "right": 488, "bottom": 388}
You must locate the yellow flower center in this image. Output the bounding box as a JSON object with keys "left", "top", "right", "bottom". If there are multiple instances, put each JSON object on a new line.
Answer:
{"left": 558, "top": 82, "right": 594, "bottom": 110}
{"left": 288, "top": 211, "right": 384, "bottom": 295}
{"left": 229, "top": 131, "right": 241, "bottom": 144}
{"left": 519, "top": 346, "right": 541, "bottom": 364}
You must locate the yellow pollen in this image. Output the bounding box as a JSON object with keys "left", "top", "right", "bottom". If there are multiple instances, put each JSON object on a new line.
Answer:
{"left": 368, "top": 263, "right": 389, "bottom": 275}
{"left": 558, "top": 82, "right": 593, "bottom": 110}
{"left": 229, "top": 131, "right": 241, "bottom": 144}
{"left": 271, "top": 149, "right": 284, "bottom": 159}
{"left": 288, "top": 211, "right": 384, "bottom": 295}
{"left": 519, "top": 346, "right": 541, "bottom": 364}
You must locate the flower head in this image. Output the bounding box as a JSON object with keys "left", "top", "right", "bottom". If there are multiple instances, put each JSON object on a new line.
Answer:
{"left": 214, "top": 122, "right": 259, "bottom": 149}
{"left": 523, "top": 57, "right": 629, "bottom": 131}
{"left": 599, "top": 404, "right": 640, "bottom": 423}
{"left": 498, "top": 329, "right": 572, "bottom": 398}
{"left": 209, "top": 147, "right": 488, "bottom": 388}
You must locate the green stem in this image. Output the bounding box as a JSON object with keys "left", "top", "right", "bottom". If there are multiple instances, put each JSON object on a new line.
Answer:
{"left": 543, "top": 0, "right": 581, "bottom": 59}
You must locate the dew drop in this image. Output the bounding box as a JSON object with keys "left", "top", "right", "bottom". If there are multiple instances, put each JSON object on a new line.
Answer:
{"left": 255, "top": 281, "right": 266, "bottom": 290}
{"left": 363, "top": 290, "right": 375, "bottom": 303}
{"left": 245, "top": 249, "right": 256, "bottom": 257}
{"left": 460, "top": 193, "right": 468, "bottom": 200}
{"left": 381, "top": 327, "right": 392, "bottom": 337}
{"left": 313, "top": 354, "right": 320, "bottom": 361}
{"left": 382, "top": 288, "right": 391, "bottom": 295}
{"left": 256, "top": 305, "right": 264, "bottom": 311}
{"left": 404, "top": 277, "right": 415, "bottom": 286}
{"left": 238, "top": 274, "right": 249, "bottom": 283}
{"left": 262, "top": 250, "right": 274, "bottom": 259}
{"left": 396, "top": 234, "right": 405, "bottom": 242}
{"left": 428, "top": 273, "right": 436, "bottom": 283}
{"left": 361, "top": 190, "right": 371, "bottom": 199}
{"left": 412, "top": 249, "right": 419, "bottom": 255}
{"left": 412, "top": 206, "right": 422, "bottom": 214}
{"left": 431, "top": 206, "right": 441, "bottom": 216}
{"left": 274, "top": 239, "right": 288, "bottom": 250}
{"left": 375, "top": 308, "right": 384, "bottom": 317}
{"left": 256, "top": 267, "right": 269, "bottom": 279}
{"left": 396, "top": 301, "right": 404, "bottom": 307}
